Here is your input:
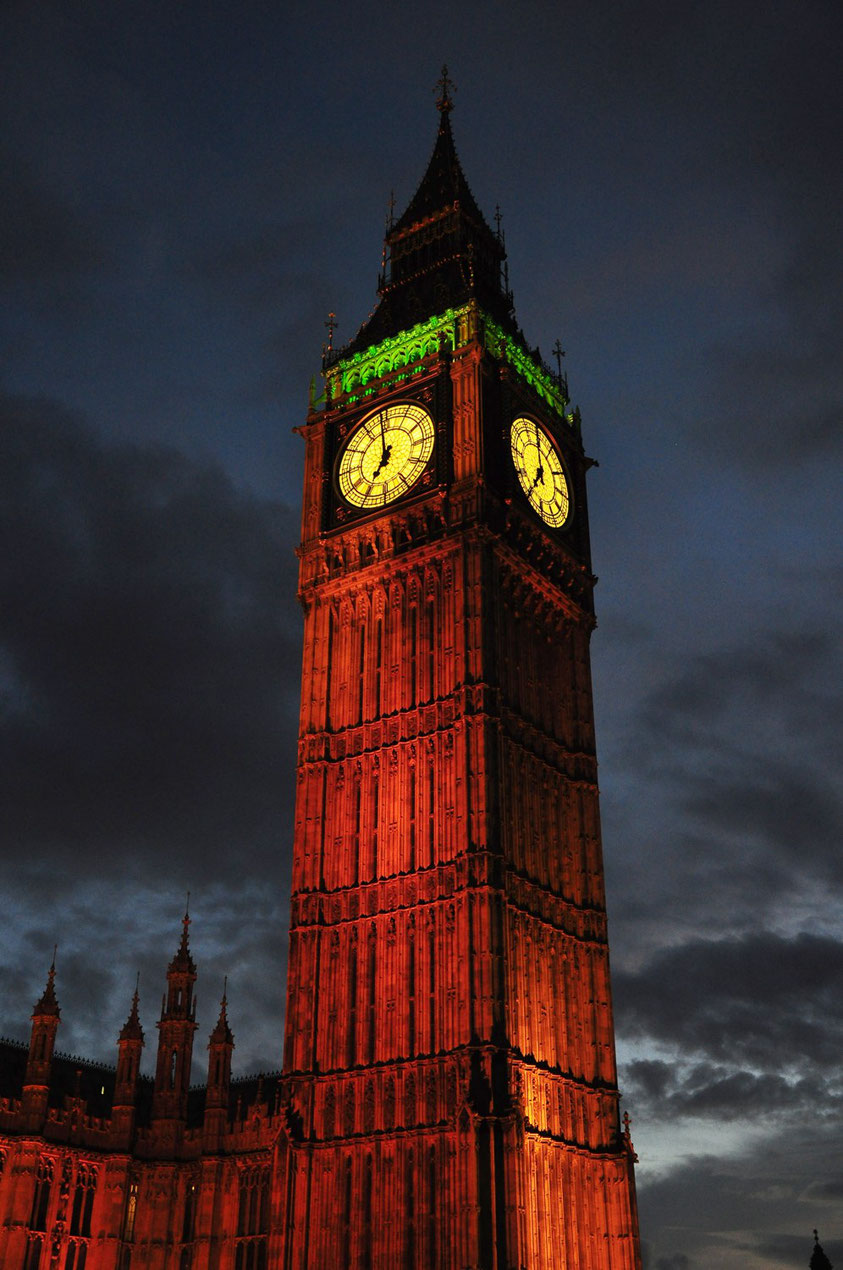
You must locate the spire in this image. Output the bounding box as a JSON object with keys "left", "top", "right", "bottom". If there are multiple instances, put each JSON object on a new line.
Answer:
{"left": 33, "top": 949, "right": 60, "bottom": 1018}
{"left": 210, "top": 979, "right": 234, "bottom": 1047}
{"left": 392, "top": 74, "right": 487, "bottom": 237}
{"left": 169, "top": 895, "right": 196, "bottom": 976}
{"left": 119, "top": 974, "right": 144, "bottom": 1042}
{"left": 811, "top": 1230, "right": 834, "bottom": 1270}
{"left": 330, "top": 69, "right": 512, "bottom": 361}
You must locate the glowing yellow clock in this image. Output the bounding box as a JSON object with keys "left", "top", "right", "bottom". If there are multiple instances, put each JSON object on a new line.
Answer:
{"left": 337, "top": 403, "right": 435, "bottom": 509}
{"left": 510, "top": 416, "right": 571, "bottom": 528}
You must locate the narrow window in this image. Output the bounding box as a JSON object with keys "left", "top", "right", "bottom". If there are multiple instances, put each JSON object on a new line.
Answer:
{"left": 409, "top": 605, "right": 418, "bottom": 706}
{"left": 122, "top": 1181, "right": 138, "bottom": 1243}
{"left": 357, "top": 623, "right": 365, "bottom": 723}
{"left": 182, "top": 1182, "right": 196, "bottom": 1243}
{"left": 372, "top": 773, "right": 379, "bottom": 879}
{"left": 375, "top": 619, "right": 383, "bottom": 716}
{"left": 347, "top": 946, "right": 358, "bottom": 1068}
{"left": 325, "top": 608, "right": 334, "bottom": 728}
{"left": 353, "top": 781, "right": 361, "bottom": 882}
{"left": 408, "top": 767, "right": 416, "bottom": 871}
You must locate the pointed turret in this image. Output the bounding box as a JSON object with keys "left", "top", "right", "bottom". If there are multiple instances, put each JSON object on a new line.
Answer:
{"left": 204, "top": 981, "right": 235, "bottom": 1146}
{"left": 811, "top": 1230, "right": 834, "bottom": 1270}
{"left": 22, "top": 953, "right": 61, "bottom": 1126}
{"left": 332, "top": 66, "right": 512, "bottom": 360}
{"left": 152, "top": 905, "right": 198, "bottom": 1124}
{"left": 112, "top": 978, "right": 145, "bottom": 1129}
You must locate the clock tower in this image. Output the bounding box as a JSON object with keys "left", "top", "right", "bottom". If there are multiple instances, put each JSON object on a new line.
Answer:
{"left": 278, "top": 75, "right": 642, "bottom": 1270}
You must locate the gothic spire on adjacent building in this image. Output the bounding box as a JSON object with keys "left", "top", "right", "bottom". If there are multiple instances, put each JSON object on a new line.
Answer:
{"left": 210, "top": 979, "right": 234, "bottom": 1047}
{"left": 119, "top": 974, "right": 144, "bottom": 1043}
{"left": 23, "top": 951, "right": 62, "bottom": 1127}
{"left": 811, "top": 1230, "right": 834, "bottom": 1270}
{"left": 152, "top": 906, "right": 199, "bottom": 1123}
{"left": 33, "top": 948, "right": 60, "bottom": 1018}
{"left": 169, "top": 895, "right": 196, "bottom": 977}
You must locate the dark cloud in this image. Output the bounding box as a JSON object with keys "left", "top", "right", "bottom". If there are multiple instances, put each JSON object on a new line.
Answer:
{"left": 0, "top": 393, "right": 300, "bottom": 876}
{"left": 616, "top": 931, "right": 843, "bottom": 1067}
{"left": 1, "top": 395, "right": 299, "bottom": 1068}
{"left": 637, "top": 1141, "right": 843, "bottom": 1269}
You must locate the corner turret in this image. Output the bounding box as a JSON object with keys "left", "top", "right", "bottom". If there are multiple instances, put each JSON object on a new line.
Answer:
{"left": 22, "top": 952, "right": 60, "bottom": 1128}
{"left": 204, "top": 981, "right": 235, "bottom": 1147}
{"left": 152, "top": 906, "right": 198, "bottom": 1125}
{"left": 112, "top": 977, "right": 145, "bottom": 1144}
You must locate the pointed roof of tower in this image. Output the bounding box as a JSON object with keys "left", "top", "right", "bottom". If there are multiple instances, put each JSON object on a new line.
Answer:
{"left": 811, "top": 1230, "right": 834, "bottom": 1270}
{"left": 209, "top": 981, "right": 234, "bottom": 1047}
{"left": 33, "top": 950, "right": 60, "bottom": 1018}
{"left": 119, "top": 977, "right": 144, "bottom": 1043}
{"left": 168, "top": 900, "right": 196, "bottom": 976}
{"left": 392, "top": 70, "right": 487, "bottom": 236}
{"left": 328, "top": 67, "right": 513, "bottom": 362}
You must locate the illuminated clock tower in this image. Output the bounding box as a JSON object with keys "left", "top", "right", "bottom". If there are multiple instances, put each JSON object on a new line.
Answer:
{"left": 277, "top": 74, "right": 642, "bottom": 1270}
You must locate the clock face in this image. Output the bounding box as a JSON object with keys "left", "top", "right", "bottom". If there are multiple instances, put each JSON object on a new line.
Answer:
{"left": 337, "top": 403, "right": 435, "bottom": 509}
{"left": 510, "top": 416, "right": 571, "bottom": 528}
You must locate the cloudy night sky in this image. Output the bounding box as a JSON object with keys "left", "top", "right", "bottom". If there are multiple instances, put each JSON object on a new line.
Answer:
{"left": 2, "top": 1, "right": 841, "bottom": 1266}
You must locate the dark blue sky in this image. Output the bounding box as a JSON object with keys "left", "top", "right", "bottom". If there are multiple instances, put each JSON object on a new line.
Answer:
{"left": 2, "top": 3, "right": 841, "bottom": 1267}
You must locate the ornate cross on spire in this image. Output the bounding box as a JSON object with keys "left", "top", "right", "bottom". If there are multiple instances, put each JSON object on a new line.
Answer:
{"left": 552, "top": 339, "right": 568, "bottom": 395}
{"left": 435, "top": 64, "right": 455, "bottom": 113}
{"left": 324, "top": 312, "right": 338, "bottom": 352}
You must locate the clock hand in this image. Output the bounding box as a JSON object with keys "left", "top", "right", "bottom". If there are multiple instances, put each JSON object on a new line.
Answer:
{"left": 373, "top": 443, "right": 392, "bottom": 479}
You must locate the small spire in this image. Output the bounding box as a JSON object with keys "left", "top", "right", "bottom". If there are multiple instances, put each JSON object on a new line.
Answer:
{"left": 811, "top": 1230, "right": 834, "bottom": 1270}
{"left": 120, "top": 975, "right": 144, "bottom": 1042}
{"left": 34, "top": 950, "right": 60, "bottom": 1017}
{"left": 210, "top": 980, "right": 234, "bottom": 1046}
{"left": 435, "top": 64, "right": 455, "bottom": 114}
{"left": 169, "top": 899, "right": 197, "bottom": 975}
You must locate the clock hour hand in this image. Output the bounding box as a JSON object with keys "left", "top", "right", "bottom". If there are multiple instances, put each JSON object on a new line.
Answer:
{"left": 373, "top": 444, "right": 392, "bottom": 478}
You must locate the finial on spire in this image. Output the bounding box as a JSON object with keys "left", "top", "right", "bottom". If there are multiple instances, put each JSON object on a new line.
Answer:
{"left": 324, "top": 311, "right": 338, "bottom": 353}
{"left": 552, "top": 340, "right": 568, "bottom": 396}
{"left": 180, "top": 898, "right": 191, "bottom": 953}
{"left": 435, "top": 64, "right": 455, "bottom": 114}
{"left": 222, "top": 975, "right": 228, "bottom": 1005}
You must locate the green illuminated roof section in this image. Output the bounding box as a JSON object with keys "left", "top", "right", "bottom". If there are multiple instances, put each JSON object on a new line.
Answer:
{"left": 328, "top": 308, "right": 464, "bottom": 397}
{"left": 482, "top": 316, "right": 570, "bottom": 419}
{"left": 327, "top": 306, "right": 573, "bottom": 422}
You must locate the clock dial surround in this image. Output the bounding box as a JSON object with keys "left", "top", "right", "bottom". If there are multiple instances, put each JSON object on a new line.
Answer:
{"left": 510, "top": 415, "right": 571, "bottom": 528}
{"left": 337, "top": 403, "right": 435, "bottom": 509}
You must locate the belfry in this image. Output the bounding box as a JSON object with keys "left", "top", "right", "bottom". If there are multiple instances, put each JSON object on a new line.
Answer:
{"left": 278, "top": 73, "right": 643, "bottom": 1268}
